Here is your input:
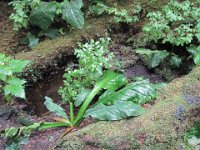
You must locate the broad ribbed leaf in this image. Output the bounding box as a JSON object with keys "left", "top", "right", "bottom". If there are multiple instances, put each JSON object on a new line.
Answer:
{"left": 98, "top": 90, "right": 115, "bottom": 104}
{"left": 70, "top": 0, "right": 83, "bottom": 9}
{"left": 44, "top": 97, "right": 70, "bottom": 123}
{"left": 0, "top": 66, "right": 12, "bottom": 76}
{"left": 10, "top": 60, "right": 30, "bottom": 73}
{"left": 4, "top": 78, "right": 26, "bottom": 99}
{"left": 84, "top": 101, "right": 144, "bottom": 120}
{"left": 103, "top": 73, "right": 128, "bottom": 90}
{"left": 187, "top": 45, "right": 200, "bottom": 65}
{"left": 89, "top": 1, "right": 108, "bottom": 15}
{"left": 30, "top": 2, "right": 57, "bottom": 30}
{"left": 62, "top": 1, "right": 84, "bottom": 28}
{"left": 98, "top": 79, "right": 157, "bottom": 105}
{"left": 75, "top": 88, "right": 91, "bottom": 107}
{"left": 136, "top": 49, "right": 169, "bottom": 68}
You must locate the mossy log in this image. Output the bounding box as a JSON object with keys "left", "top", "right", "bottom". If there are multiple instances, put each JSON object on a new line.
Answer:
{"left": 55, "top": 67, "right": 200, "bottom": 150}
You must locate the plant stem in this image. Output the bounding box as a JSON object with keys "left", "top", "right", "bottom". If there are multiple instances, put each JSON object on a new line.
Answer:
{"left": 69, "top": 101, "right": 74, "bottom": 124}
{"left": 38, "top": 122, "right": 69, "bottom": 130}
{"left": 74, "top": 72, "right": 116, "bottom": 125}
{"left": 74, "top": 86, "right": 100, "bottom": 125}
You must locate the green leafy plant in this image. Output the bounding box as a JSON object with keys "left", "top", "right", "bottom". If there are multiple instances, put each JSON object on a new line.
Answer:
{"left": 45, "top": 71, "right": 156, "bottom": 126}
{"left": 143, "top": 0, "right": 200, "bottom": 46}
{"left": 58, "top": 38, "right": 114, "bottom": 103}
{"left": 9, "top": 0, "right": 85, "bottom": 48}
{"left": 89, "top": 0, "right": 109, "bottom": 15}
{"left": 21, "top": 32, "right": 39, "bottom": 48}
{"left": 0, "top": 53, "right": 30, "bottom": 102}
{"left": 1, "top": 71, "right": 157, "bottom": 149}
{"left": 136, "top": 49, "right": 182, "bottom": 69}
{"left": 10, "top": 0, "right": 84, "bottom": 32}
{"left": 187, "top": 45, "right": 200, "bottom": 65}
{"left": 184, "top": 124, "right": 200, "bottom": 150}
{"left": 106, "top": 4, "right": 142, "bottom": 23}
{"left": 9, "top": 0, "right": 40, "bottom": 31}
{"left": 141, "top": 0, "right": 200, "bottom": 65}
{"left": 0, "top": 120, "right": 68, "bottom": 149}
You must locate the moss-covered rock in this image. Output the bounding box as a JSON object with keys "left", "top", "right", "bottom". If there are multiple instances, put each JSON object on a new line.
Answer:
{"left": 55, "top": 66, "right": 200, "bottom": 150}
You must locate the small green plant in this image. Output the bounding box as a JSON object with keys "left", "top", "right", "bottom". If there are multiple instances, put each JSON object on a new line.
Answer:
{"left": 141, "top": 0, "right": 200, "bottom": 65}
{"left": 58, "top": 38, "right": 114, "bottom": 103}
{"left": 0, "top": 53, "right": 30, "bottom": 102}
{"left": 184, "top": 124, "right": 200, "bottom": 150}
{"left": 106, "top": 4, "right": 142, "bottom": 23}
{"left": 45, "top": 72, "right": 156, "bottom": 125}
{"left": 136, "top": 49, "right": 182, "bottom": 69}
{"left": 9, "top": 0, "right": 40, "bottom": 31}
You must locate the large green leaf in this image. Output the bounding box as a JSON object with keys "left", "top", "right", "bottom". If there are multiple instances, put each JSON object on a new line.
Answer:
{"left": 187, "top": 45, "right": 200, "bottom": 65}
{"left": 10, "top": 60, "right": 30, "bottom": 73}
{"left": 136, "top": 49, "right": 169, "bottom": 69}
{"left": 103, "top": 73, "right": 128, "bottom": 90}
{"left": 30, "top": 2, "right": 57, "bottom": 30}
{"left": 97, "top": 79, "right": 157, "bottom": 105}
{"left": 84, "top": 101, "right": 144, "bottom": 121}
{"left": 89, "top": 0, "right": 108, "bottom": 15}
{"left": 4, "top": 78, "right": 26, "bottom": 99}
{"left": 44, "top": 97, "right": 70, "bottom": 125}
{"left": 75, "top": 88, "right": 91, "bottom": 107}
{"left": 62, "top": 1, "right": 84, "bottom": 28}
{"left": 70, "top": 0, "right": 83, "bottom": 9}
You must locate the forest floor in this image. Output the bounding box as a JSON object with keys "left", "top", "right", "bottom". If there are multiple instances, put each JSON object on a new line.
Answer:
{"left": 0, "top": 0, "right": 198, "bottom": 150}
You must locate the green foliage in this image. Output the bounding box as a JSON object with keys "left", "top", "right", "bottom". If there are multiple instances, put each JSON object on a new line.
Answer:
{"left": 45, "top": 70, "right": 156, "bottom": 127}
{"left": 29, "top": 1, "right": 57, "bottom": 30}
{"left": 1, "top": 123, "right": 40, "bottom": 150}
{"left": 61, "top": 0, "right": 84, "bottom": 28}
{"left": 21, "top": 32, "right": 39, "bottom": 48}
{"left": 141, "top": 0, "right": 200, "bottom": 65}
{"left": 136, "top": 49, "right": 182, "bottom": 69}
{"left": 0, "top": 121, "right": 67, "bottom": 150}
{"left": 9, "top": 0, "right": 40, "bottom": 31}
{"left": 136, "top": 49, "right": 169, "bottom": 69}
{"left": 89, "top": 0, "right": 108, "bottom": 15}
{"left": 170, "top": 55, "right": 182, "bottom": 67}
{"left": 0, "top": 54, "right": 30, "bottom": 102}
{"left": 44, "top": 97, "right": 72, "bottom": 126}
{"left": 187, "top": 45, "right": 200, "bottom": 65}
{"left": 106, "top": 4, "right": 142, "bottom": 23}
{"left": 97, "top": 79, "right": 157, "bottom": 105}
{"left": 143, "top": 0, "right": 200, "bottom": 46}
{"left": 184, "top": 124, "right": 200, "bottom": 150}
{"left": 10, "top": 0, "right": 84, "bottom": 32}
{"left": 58, "top": 38, "right": 114, "bottom": 103}
{"left": 1, "top": 71, "right": 158, "bottom": 148}
{"left": 84, "top": 101, "right": 144, "bottom": 121}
